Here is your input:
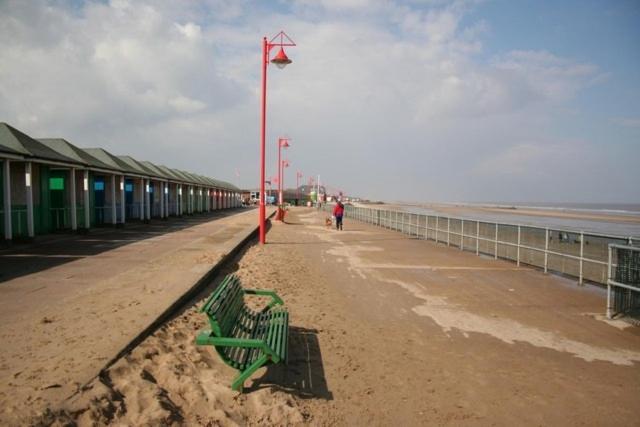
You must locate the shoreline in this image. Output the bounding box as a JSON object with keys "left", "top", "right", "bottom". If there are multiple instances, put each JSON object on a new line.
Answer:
{"left": 358, "top": 201, "right": 640, "bottom": 237}
{"left": 391, "top": 202, "right": 640, "bottom": 224}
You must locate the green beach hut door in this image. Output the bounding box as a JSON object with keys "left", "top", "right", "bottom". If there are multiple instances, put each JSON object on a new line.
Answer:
{"left": 0, "top": 161, "right": 4, "bottom": 237}
{"left": 49, "top": 171, "right": 67, "bottom": 231}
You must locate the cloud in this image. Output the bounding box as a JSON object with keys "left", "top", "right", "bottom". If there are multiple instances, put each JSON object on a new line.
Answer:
{"left": 471, "top": 139, "right": 588, "bottom": 177}
{"left": 492, "top": 50, "right": 600, "bottom": 103}
{"left": 611, "top": 117, "right": 640, "bottom": 129}
{"left": 0, "top": 0, "right": 634, "bottom": 203}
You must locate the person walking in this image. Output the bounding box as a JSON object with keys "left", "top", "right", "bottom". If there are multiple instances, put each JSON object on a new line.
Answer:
{"left": 333, "top": 200, "right": 344, "bottom": 231}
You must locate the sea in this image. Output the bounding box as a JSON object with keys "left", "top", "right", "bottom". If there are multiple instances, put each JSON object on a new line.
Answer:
{"left": 396, "top": 202, "right": 640, "bottom": 238}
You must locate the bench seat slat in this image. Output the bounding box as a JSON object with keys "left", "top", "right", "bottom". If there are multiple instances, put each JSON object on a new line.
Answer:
{"left": 214, "top": 280, "right": 243, "bottom": 334}
{"left": 207, "top": 277, "right": 239, "bottom": 316}
{"left": 276, "top": 310, "right": 285, "bottom": 361}
{"left": 220, "top": 291, "right": 245, "bottom": 337}
{"left": 237, "top": 310, "right": 264, "bottom": 369}
{"left": 225, "top": 307, "right": 253, "bottom": 366}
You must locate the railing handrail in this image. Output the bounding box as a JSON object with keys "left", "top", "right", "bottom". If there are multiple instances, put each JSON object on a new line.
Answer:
{"left": 323, "top": 203, "right": 638, "bottom": 287}
{"left": 353, "top": 204, "right": 637, "bottom": 241}
{"left": 609, "top": 243, "right": 640, "bottom": 252}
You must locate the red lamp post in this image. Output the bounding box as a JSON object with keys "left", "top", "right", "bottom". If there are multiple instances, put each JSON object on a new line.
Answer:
{"left": 259, "top": 31, "right": 296, "bottom": 244}
{"left": 281, "top": 159, "right": 290, "bottom": 204}
{"left": 277, "top": 137, "right": 290, "bottom": 207}
{"left": 296, "top": 171, "right": 303, "bottom": 203}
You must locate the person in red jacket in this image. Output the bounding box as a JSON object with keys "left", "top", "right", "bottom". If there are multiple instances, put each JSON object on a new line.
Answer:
{"left": 333, "top": 200, "right": 344, "bottom": 230}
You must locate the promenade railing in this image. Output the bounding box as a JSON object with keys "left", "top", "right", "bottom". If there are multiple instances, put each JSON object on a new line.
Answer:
{"left": 607, "top": 244, "right": 640, "bottom": 319}
{"left": 325, "top": 204, "right": 638, "bottom": 287}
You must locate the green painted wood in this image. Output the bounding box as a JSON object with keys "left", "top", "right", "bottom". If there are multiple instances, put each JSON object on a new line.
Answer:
{"left": 196, "top": 274, "right": 288, "bottom": 390}
{"left": 39, "top": 165, "right": 51, "bottom": 234}
{"left": 0, "top": 161, "right": 4, "bottom": 237}
{"left": 201, "top": 274, "right": 232, "bottom": 313}
{"left": 89, "top": 174, "right": 96, "bottom": 227}
{"left": 232, "top": 353, "right": 269, "bottom": 391}
{"left": 224, "top": 307, "right": 249, "bottom": 365}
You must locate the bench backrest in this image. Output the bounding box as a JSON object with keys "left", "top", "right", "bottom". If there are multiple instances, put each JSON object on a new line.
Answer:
{"left": 200, "top": 274, "right": 245, "bottom": 337}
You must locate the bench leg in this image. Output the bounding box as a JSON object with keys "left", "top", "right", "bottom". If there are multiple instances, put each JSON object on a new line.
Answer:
{"left": 232, "top": 354, "right": 269, "bottom": 391}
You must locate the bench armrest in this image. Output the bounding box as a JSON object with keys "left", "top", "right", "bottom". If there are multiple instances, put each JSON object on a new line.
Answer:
{"left": 243, "top": 289, "right": 284, "bottom": 311}
{"left": 196, "top": 331, "right": 276, "bottom": 356}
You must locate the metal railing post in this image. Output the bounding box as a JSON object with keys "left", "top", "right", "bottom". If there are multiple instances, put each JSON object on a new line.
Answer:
{"left": 447, "top": 217, "right": 450, "bottom": 246}
{"left": 544, "top": 227, "right": 549, "bottom": 273}
{"left": 460, "top": 220, "right": 464, "bottom": 251}
{"left": 607, "top": 245, "right": 612, "bottom": 319}
{"left": 495, "top": 223, "right": 499, "bottom": 259}
{"left": 517, "top": 225, "right": 521, "bottom": 266}
{"left": 476, "top": 221, "right": 480, "bottom": 255}
{"left": 425, "top": 215, "right": 428, "bottom": 240}
{"left": 402, "top": 212, "right": 405, "bottom": 234}
{"left": 579, "top": 232, "right": 584, "bottom": 285}
{"left": 426, "top": 216, "right": 430, "bottom": 240}
{"left": 436, "top": 216, "right": 439, "bottom": 243}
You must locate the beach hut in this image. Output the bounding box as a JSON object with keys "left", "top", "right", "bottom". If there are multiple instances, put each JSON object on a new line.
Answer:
{"left": 0, "top": 123, "right": 86, "bottom": 239}
{"left": 1, "top": 122, "right": 241, "bottom": 242}
{"left": 82, "top": 148, "right": 143, "bottom": 225}
{"left": 38, "top": 139, "right": 122, "bottom": 229}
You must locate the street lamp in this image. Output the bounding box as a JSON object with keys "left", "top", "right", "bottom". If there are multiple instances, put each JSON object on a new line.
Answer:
{"left": 277, "top": 137, "right": 290, "bottom": 207}
{"left": 296, "top": 171, "right": 303, "bottom": 204}
{"left": 276, "top": 159, "right": 290, "bottom": 221}
{"left": 281, "top": 159, "right": 290, "bottom": 202}
{"left": 259, "top": 31, "right": 296, "bottom": 244}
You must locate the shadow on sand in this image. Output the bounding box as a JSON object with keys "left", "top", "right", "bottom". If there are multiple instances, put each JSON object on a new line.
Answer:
{"left": 246, "top": 326, "right": 333, "bottom": 400}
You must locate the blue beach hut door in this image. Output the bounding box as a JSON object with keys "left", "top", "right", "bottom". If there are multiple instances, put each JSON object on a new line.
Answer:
{"left": 94, "top": 177, "right": 105, "bottom": 225}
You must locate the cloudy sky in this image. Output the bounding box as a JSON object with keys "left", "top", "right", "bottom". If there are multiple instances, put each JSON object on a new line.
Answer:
{"left": 1, "top": 0, "right": 638, "bottom": 203}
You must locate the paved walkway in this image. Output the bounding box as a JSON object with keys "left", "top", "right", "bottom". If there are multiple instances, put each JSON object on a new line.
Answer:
{"left": 243, "top": 208, "right": 640, "bottom": 425}
{"left": 0, "top": 208, "right": 271, "bottom": 421}
{"left": 6, "top": 206, "right": 640, "bottom": 425}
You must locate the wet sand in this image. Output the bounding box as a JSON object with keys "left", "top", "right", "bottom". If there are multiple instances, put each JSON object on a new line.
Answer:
{"left": 366, "top": 202, "right": 640, "bottom": 237}
{"left": 372, "top": 202, "right": 640, "bottom": 223}
{"left": 443, "top": 204, "right": 640, "bottom": 224}
{"left": 36, "top": 207, "right": 640, "bottom": 426}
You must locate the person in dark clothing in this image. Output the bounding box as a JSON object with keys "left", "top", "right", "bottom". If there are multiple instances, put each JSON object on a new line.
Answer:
{"left": 333, "top": 200, "right": 344, "bottom": 230}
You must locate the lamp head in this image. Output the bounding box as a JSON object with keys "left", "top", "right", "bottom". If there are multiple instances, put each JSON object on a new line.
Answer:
{"left": 271, "top": 47, "right": 292, "bottom": 69}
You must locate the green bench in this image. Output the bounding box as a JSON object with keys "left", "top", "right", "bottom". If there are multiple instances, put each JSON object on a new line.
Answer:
{"left": 195, "top": 274, "right": 289, "bottom": 391}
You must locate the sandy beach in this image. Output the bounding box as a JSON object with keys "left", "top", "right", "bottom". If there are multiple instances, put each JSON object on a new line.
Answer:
{"left": 28, "top": 207, "right": 640, "bottom": 426}
{"left": 360, "top": 202, "right": 640, "bottom": 239}
{"left": 449, "top": 205, "right": 640, "bottom": 224}
{"left": 377, "top": 202, "right": 640, "bottom": 225}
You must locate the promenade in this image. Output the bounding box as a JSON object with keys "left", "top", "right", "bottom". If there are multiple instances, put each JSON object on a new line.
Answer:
{"left": 0, "top": 208, "right": 271, "bottom": 424}
{"left": 37, "top": 207, "right": 640, "bottom": 426}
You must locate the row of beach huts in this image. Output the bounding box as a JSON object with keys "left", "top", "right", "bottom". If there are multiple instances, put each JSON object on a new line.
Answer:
{"left": 0, "top": 122, "right": 241, "bottom": 241}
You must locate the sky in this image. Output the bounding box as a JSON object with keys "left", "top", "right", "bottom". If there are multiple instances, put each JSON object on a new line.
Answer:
{"left": 0, "top": 0, "right": 638, "bottom": 203}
